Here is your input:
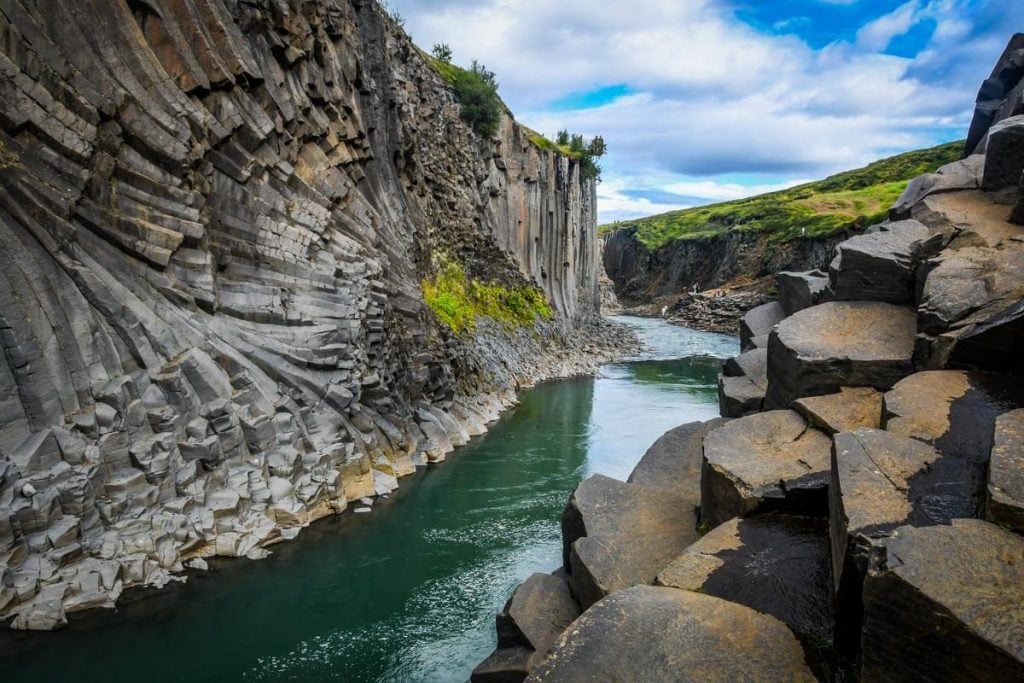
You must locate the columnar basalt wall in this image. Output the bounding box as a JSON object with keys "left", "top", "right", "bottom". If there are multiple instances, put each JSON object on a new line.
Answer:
{"left": 0, "top": 0, "right": 614, "bottom": 629}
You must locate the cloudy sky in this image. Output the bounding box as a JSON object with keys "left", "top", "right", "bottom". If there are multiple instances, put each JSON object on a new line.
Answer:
{"left": 389, "top": 0, "right": 1024, "bottom": 224}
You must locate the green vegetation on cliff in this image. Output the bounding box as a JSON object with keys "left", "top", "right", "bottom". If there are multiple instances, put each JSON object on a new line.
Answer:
{"left": 525, "top": 130, "right": 607, "bottom": 181}
{"left": 601, "top": 141, "right": 964, "bottom": 249}
{"left": 423, "top": 257, "right": 553, "bottom": 333}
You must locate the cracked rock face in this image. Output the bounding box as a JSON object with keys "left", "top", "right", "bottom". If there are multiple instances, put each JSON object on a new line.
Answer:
{"left": 0, "top": 0, "right": 611, "bottom": 629}
{"left": 700, "top": 410, "right": 832, "bottom": 528}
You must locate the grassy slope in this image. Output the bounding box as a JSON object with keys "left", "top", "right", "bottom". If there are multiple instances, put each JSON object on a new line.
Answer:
{"left": 601, "top": 141, "right": 965, "bottom": 250}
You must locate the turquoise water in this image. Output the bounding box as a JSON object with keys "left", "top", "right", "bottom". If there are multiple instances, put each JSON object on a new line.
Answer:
{"left": 1, "top": 317, "right": 737, "bottom": 682}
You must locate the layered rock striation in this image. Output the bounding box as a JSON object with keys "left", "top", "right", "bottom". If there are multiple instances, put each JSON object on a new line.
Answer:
{"left": 0, "top": 0, "right": 633, "bottom": 629}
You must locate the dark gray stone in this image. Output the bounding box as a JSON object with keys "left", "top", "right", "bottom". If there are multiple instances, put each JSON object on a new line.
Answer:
{"left": 988, "top": 408, "right": 1024, "bottom": 532}
{"left": 496, "top": 573, "right": 579, "bottom": 656}
{"left": 562, "top": 474, "right": 697, "bottom": 610}
{"left": 890, "top": 156, "right": 984, "bottom": 219}
{"left": 717, "top": 375, "right": 764, "bottom": 418}
{"left": 862, "top": 520, "right": 1024, "bottom": 681}
{"left": 739, "top": 301, "right": 785, "bottom": 352}
{"left": 766, "top": 302, "right": 916, "bottom": 409}
{"left": 525, "top": 586, "right": 816, "bottom": 682}
{"left": 775, "top": 269, "right": 830, "bottom": 316}
{"left": 829, "top": 220, "right": 931, "bottom": 304}
{"left": 626, "top": 419, "right": 727, "bottom": 503}
{"left": 982, "top": 115, "right": 1024, "bottom": 190}
{"left": 701, "top": 410, "right": 832, "bottom": 528}
{"left": 471, "top": 647, "right": 533, "bottom": 683}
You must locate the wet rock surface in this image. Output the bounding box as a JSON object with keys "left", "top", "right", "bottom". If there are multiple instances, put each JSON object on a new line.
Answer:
{"left": 862, "top": 520, "right": 1024, "bottom": 681}
{"left": 656, "top": 514, "right": 833, "bottom": 647}
{"left": 562, "top": 474, "right": 697, "bottom": 610}
{"left": 766, "top": 301, "right": 916, "bottom": 408}
{"left": 988, "top": 409, "right": 1024, "bottom": 531}
{"left": 701, "top": 411, "right": 832, "bottom": 527}
{"left": 525, "top": 586, "right": 816, "bottom": 683}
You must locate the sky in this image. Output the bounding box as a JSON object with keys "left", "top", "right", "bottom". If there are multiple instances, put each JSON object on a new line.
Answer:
{"left": 387, "top": 0, "right": 1024, "bottom": 224}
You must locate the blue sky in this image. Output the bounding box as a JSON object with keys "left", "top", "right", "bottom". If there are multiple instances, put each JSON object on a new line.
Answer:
{"left": 389, "top": 0, "right": 1024, "bottom": 223}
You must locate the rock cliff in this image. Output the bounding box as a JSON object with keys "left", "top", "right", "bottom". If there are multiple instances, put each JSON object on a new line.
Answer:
{"left": 476, "top": 34, "right": 1024, "bottom": 682}
{"left": 0, "top": 0, "right": 629, "bottom": 630}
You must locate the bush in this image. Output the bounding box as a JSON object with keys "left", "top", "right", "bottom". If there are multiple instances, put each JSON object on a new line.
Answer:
{"left": 450, "top": 61, "right": 501, "bottom": 138}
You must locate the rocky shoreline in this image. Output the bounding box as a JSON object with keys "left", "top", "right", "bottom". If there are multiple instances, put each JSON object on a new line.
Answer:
{"left": 474, "top": 35, "right": 1024, "bottom": 682}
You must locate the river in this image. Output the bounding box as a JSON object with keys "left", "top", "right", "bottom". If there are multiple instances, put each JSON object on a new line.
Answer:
{"left": 1, "top": 317, "right": 738, "bottom": 682}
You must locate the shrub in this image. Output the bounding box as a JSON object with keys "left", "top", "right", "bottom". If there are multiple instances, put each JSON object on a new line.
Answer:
{"left": 429, "top": 57, "right": 502, "bottom": 138}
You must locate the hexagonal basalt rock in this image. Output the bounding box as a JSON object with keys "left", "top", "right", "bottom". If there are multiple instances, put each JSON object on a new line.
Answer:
{"left": 765, "top": 302, "right": 916, "bottom": 409}
{"left": 656, "top": 514, "right": 833, "bottom": 647}
{"left": 775, "top": 270, "right": 831, "bottom": 316}
{"left": 884, "top": 370, "right": 1023, "bottom": 518}
{"left": 496, "top": 572, "right": 580, "bottom": 657}
{"left": 719, "top": 349, "right": 768, "bottom": 418}
{"left": 862, "top": 520, "right": 1024, "bottom": 681}
{"left": 890, "top": 156, "right": 984, "bottom": 219}
{"left": 562, "top": 475, "right": 697, "bottom": 610}
{"left": 982, "top": 115, "right": 1024, "bottom": 191}
{"left": 988, "top": 409, "right": 1024, "bottom": 532}
{"left": 740, "top": 301, "right": 785, "bottom": 352}
{"left": 792, "top": 387, "right": 883, "bottom": 435}
{"left": 626, "top": 419, "right": 728, "bottom": 504}
{"left": 700, "top": 411, "right": 832, "bottom": 528}
{"left": 526, "top": 586, "right": 816, "bottom": 683}
{"left": 829, "top": 220, "right": 931, "bottom": 304}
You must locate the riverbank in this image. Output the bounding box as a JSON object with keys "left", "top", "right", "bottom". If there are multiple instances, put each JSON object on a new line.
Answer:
{"left": 0, "top": 317, "right": 733, "bottom": 682}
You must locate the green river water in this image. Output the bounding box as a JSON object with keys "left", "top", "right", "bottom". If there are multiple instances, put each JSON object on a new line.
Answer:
{"left": 1, "top": 317, "right": 738, "bottom": 682}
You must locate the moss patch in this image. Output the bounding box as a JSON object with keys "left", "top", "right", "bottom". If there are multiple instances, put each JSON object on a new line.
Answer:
{"left": 422, "top": 257, "right": 552, "bottom": 333}
{"left": 600, "top": 141, "right": 964, "bottom": 249}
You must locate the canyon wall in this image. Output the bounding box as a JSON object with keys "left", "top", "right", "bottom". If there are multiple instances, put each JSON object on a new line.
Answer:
{"left": 0, "top": 0, "right": 615, "bottom": 629}
{"left": 603, "top": 227, "right": 848, "bottom": 305}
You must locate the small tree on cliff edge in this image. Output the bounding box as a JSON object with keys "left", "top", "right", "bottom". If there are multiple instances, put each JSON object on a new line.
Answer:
{"left": 432, "top": 43, "right": 453, "bottom": 63}
{"left": 450, "top": 61, "right": 501, "bottom": 138}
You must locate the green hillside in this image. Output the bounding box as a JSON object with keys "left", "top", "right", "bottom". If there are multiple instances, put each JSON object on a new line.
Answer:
{"left": 601, "top": 141, "right": 965, "bottom": 249}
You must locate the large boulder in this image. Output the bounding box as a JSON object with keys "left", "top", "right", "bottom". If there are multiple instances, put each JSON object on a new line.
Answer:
{"left": 766, "top": 302, "right": 916, "bottom": 409}
{"left": 965, "top": 34, "right": 1024, "bottom": 156}
{"left": 775, "top": 270, "right": 830, "bottom": 316}
{"left": 884, "top": 370, "right": 1023, "bottom": 517}
{"left": 982, "top": 115, "right": 1024, "bottom": 191}
{"left": 916, "top": 244, "right": 1024, "bottom": 372}
{"left": 890, "top": 156, "right": 984, "bottom": 219}
{"left": 792, "top": 387, "right": 883, "bottom": 435}
{"left": 739, "top": 301, "right": 785, "bottom": 352}
{"left": 656, "top": 514, "right": 833, "bottom": 646}
{"left": 526, "top": 586, "right": 816, "bottom": 682}
{"left": 988, "top": 409, "right": 1024, "bottom": 532}
{"left": 829, "top": 220, "right": 931, "bottom": 304}
{"left": 626, "top": 419, "right": 727, "bottom": 503}
{"left": 862, "top": 520, "right": 1024, "bottom": 681}
{"left": 562, "top": 475, "right": 697, "bottom": 610}
{"left": 701, "top": 411, "right": 832, "bottom": 528}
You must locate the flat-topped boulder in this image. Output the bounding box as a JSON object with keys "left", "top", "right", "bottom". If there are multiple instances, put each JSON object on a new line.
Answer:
{"left": 775, "top": 270, "right": 830, "bottom": 316}
{"left": 526, "top": 586, "right": 816, "bottom": 682}
{"left": 988, "top": 409, "right": 1024, "bottom": 532}
{"left": 829, "top": 220, "right": 931, "bottom": 304}
{"left": 862, "top": 520, "right": 1024, "bottom": 681}
{"left": 656, "top": 514, "right": 833, "bottom": 646}
{"left": 910, "top": 190, "right": 1022, "bottom": 249}
{"left": 916, "top": 244, "right": 1024, "bottom": 372}
{"left": 740, "top": 301, "right": 785, "bottom": 352}
{"left": 884, "top": 370, "right": 1022, "bottom": 517}
{"left": 626, "top": 419, "right": 727, "bottom": 503}
{"left": 719, "top": 349, "right": 768, "bottom": 418}
{"left": 701, "top": 411, "right": 832, "bottom": 527}
{"left": 474, "top": 571, "right": 580, "bottom": 680}
{"left": 793, "top": 387, "right": 883, "bottom": 435}
{"left": 562, "top": 474, "right": 697, "bottom": 610}
{"left": 982, "top": 115, "right": 1024, "bottom": 190}
{"left": 890, "top": 156, "right": 984, "bottom": 219}
{"left": 765, "top": 301, "right": 916, "bottom": 409}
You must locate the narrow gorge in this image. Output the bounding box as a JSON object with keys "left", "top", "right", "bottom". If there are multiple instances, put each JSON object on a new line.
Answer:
{"left": 0, "top": 0, "right": 633, "bottom": 632}
{"left": 2, "top": 2, "right": 1024, "bottom": 683}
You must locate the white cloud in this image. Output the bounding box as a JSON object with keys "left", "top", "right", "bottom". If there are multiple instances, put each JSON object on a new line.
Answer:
{"left": 390, "top": 0, "right": 1021, "bottom": 222}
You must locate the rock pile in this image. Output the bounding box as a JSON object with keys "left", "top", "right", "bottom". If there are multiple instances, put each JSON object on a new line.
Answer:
{"left": 476, "top": 34, "right": 1024, "bottom": 682}
{"left": 0, "top": 0, "right": 639, "bottom": 630}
